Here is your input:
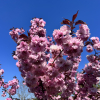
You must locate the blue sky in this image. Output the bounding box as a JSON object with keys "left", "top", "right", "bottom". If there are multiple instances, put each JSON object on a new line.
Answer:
{"left": 0, "top": 0, "right": 100, "bottom": 99}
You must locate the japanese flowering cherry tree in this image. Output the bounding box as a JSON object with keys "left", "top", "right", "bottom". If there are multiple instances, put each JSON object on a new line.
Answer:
{"left": 2, "top": 11, "right": 100, "bottom": 99}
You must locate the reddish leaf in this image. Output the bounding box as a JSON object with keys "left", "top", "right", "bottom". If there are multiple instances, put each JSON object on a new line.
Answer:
{"left": 32, "top": 17, "right": 36, "bottom": 19}
{"left": 61, "top": 19, "right": 70, "bottom": 25}
{"left": 75, "top": 20, "right": 87, "bottom": 25}
{"left": 28, "top": 36, "right": 31, "bottom": 42}
{"left": 12, "top": 51, "right": 15, "bottom": 56}
{"left": 27, "top": 40, "right": 31, "bottom": 44}
{"left": 27, "top": 31, "right": 30, "bottom": 37}
{"left": 10, "top": 27, "right": 14, "bottom": 30}
{"left": 18, "top": 33, "right": 31, "bottom": 45}
{"left": 72, "top": 34, "right": 75, "bottom": 37}
{"left": 30, "top": 25, "right": 32, "bottom": 28}
{"left": 84, "top": 41, "right": 91, "bottom": 46}
{"left": 19, "top": 34, "right": 28, "bottom": 39}
{"left": 72, "top": 10, "right": 79, "bottom": 22}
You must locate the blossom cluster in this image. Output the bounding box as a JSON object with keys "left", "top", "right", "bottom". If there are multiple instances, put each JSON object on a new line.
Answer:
{"left": 0, "top": 68, "right": 19, "bottom": 100}
{"left": 9, "top": 17, "right": 100, "bottom": 100}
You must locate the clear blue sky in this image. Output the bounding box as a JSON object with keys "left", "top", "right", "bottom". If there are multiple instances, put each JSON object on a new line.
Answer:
{"left": 0, "top": 0, "right": 100, "bottom": 99}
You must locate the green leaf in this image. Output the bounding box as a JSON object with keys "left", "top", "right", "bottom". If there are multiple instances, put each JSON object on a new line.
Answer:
{"left": 58, "top": 92, "right": 62, "bottom": 95}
